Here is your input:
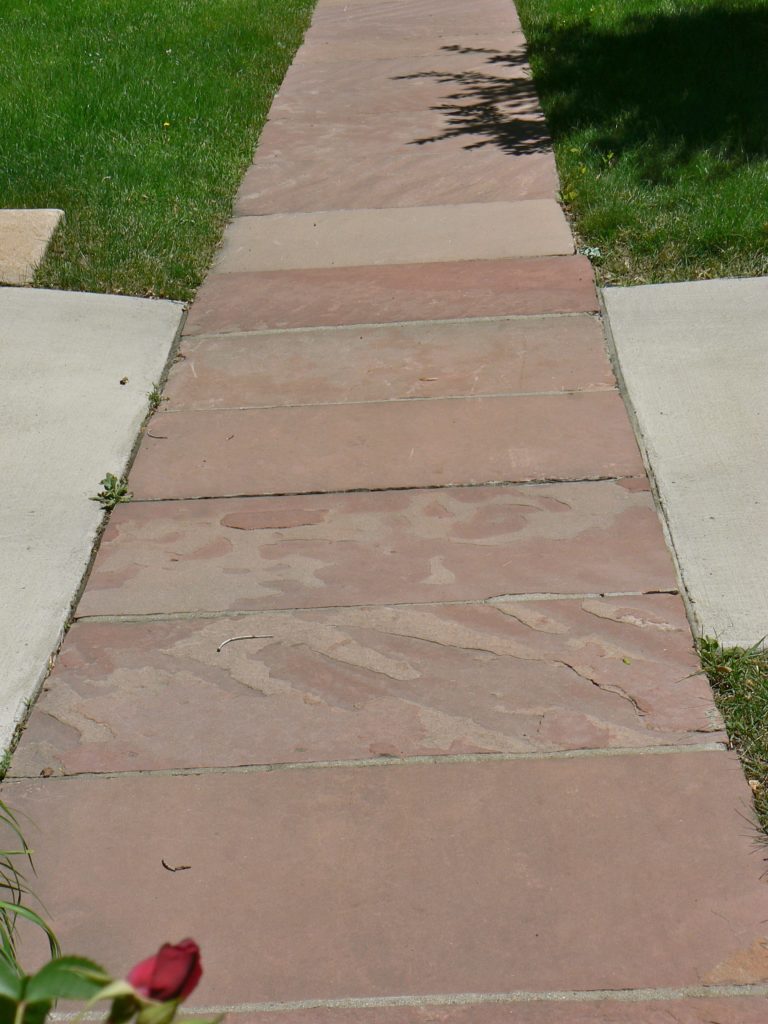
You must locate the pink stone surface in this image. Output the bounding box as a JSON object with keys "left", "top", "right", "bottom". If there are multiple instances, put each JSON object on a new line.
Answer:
{"left": 76, "top": 482, "right": 677, "bottom": 617}
{"left": 236, "top": 114, "right": 557, "bottom": 213}
{"left": 270, "top": 50, "right": 537, "bottom": 121}
{"left": 206, "top": 1001, "right": 768, "bottom": 1024}
{"left": 7, "top": 753, "right": 768, "bottom": 1003}
{"left": 305, "top": 0, "right": 521, "bottom": 44}
{"left": 300, "top": 33, "right": 525, "bottom": 62}
{"left": 183, "top": 257, "right": 599, "bottom": 336}
{"left": 166, "top": 316, "right": 614, "bottom": 411}
{"left": 12, "top": 595, "right": 722, "bottom": 777}
{"left": 130, "top": 392, "right": 641, "bottom": 499}
{"left": 213, "top": 202, "right": 572, "bottom": 273}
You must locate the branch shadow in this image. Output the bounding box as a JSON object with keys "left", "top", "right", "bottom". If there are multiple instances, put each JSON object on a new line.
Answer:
{"left": 392, "top": 42, "right": 553, "bottom": 156}
{"left": 390, "top": 4, "right": 768, "bottom": 172}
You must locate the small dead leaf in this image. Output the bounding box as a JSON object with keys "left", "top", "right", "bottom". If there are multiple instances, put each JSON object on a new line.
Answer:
{"left": 119, "top": 377, "right": 129, "bottom": 385}
{"left": 622, "top": 657, "right": 631, "bottom": 665}
{"left": 418, "top": 377, "right": 438, "bottom": 382}
{"left": 40, "top": 767, "right": 54, "bottom": 778}
{"left": 749, "top": 779, "right": 761, "bottom": 793}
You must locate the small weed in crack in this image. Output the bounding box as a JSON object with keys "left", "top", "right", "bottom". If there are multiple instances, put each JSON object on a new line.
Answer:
{"left": 147, "top": 382, "right": 167, "bottom": 412}
{"left": 91, "top": 472, "right": 132, "bottom": 511}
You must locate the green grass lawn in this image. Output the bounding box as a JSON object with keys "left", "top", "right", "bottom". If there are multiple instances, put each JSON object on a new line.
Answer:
{"left": 0, "top": 0, "right": 315, "bottom": 300}
{"left": 514, "top": 0, "right": 768, "bottom": 284}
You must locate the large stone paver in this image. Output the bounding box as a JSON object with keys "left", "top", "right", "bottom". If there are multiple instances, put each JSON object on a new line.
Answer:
{"left": 214, "top": 202, "right": 572, "bottom": 274}
{"left": 604, "top": 279, "right": 768, "bottom": 647}
{"left": 306, "top": 0, "right": 521, "bottom": 42}
{"left": 0, "top": 288, "right": 182, "bottom": 750}
{"left": 301, "top": 34, "right": 524, "bottom": 61}
{"left": 236, "top": 112, "right": 556, "bottom": 213}
{"left": 7, "top": 753, "right": 768, "bottom": 1004}
{"left": 130, "top": 392, "right": 641, "bottom": 499}
{"left": 270, "top": 51, "right": 536, "bottom": 121}
{"left": 166, "top": 316, "right": 613, "bottom": 411}
{"left": 276, "top": 45, "right": 533, "bottom": 91}
{"left": 76, "top": 482, "right": 677, "bottom": 618}
{"left": 11, "top": 594, "right": 721, "bottom": 776}
{"left": 185, "top": 257, "right": 598, "bottom": 335}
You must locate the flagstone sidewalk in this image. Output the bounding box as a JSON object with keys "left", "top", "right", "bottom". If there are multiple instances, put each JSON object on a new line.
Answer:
{"left": 5, "top": 0, "right": 768, "bottom": 1019}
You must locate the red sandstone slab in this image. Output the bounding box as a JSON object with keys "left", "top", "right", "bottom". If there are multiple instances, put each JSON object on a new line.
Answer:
{"left": 310, "top": 0, "right": 519, "bottom": 15}
{"left": 308, "top": 0, "right": 519, "bottom": 25}
{"left": 166, "top": 316, "right": 614, "bottom": 411}
{"left": 306, "top": 0, "right": 521, "bottom": 41}
{"left": 130, "top": 392, "right": 641, "bottom": 499}
{"left": 236, "top": 114, "right": 556, "bottom": 213}
{"left": 299, "top": 0, "right": 521, "bottom": 60}
{"left": 270, "top": 51, "right": 536, "bottom": 121}
{"left": 76, "top": 482, "right": 676, "bottom": 617}
{"left": 312, "top": 0, "right": 517, "bottom": 12}
{"left": 184, "top": 258, "right": 598, "bottom": 336}
{"left": 205, "top": 1001, "right": 768, "bottom": 1024}
{"left": 277, "top": 47, "right": 532, "bottom": 93}
{"left": 7, "top": 753, "right": 768, "bottom": 1003}
{"left": 213, "top": 203, "right": 572, "bottom": 274}
{"left": 11, "top": 595, "right": 722, "bottom": 777}
{"left": 300, "top": 33, "right": 525, "bottom": 61}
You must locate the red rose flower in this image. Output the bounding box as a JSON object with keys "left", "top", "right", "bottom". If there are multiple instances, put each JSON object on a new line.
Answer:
{"left": 127, "top": 939, "right": 202, "bottom": 1002}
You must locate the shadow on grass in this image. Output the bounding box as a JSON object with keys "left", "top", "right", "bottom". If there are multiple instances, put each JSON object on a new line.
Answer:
{"left": 397, "top": 3, "right": 768, "bottom": 172}
{"left": 529, "top": 3, "right": 768, "bottom": 173}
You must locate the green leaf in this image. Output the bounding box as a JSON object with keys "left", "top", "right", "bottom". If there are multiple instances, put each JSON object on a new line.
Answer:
{"left": 136, "top": 1001, "right": 177, "bottom": 1024}
{"left": 26, "top": 957, "right": 112, "bottom": 1003}
{"left": 0, "top": 942, "right": 18, "bottom": 979}
{"left": 0, "top": 997, "right": 16, "bottom": 1024}
{"left": 22, "top": 999, "right": 51, "bottom": 1024}
{"left": 108, "top": 993, "right": 141, "bottom": 1024}
{"left": 0, "top": 903, "right": 60, "bottom": 960}
{"left": 0, "top": 956, "right": 22, "bottom": 1001}
{"left": 84, "top": 979, "right": 136, "bottom": 1010}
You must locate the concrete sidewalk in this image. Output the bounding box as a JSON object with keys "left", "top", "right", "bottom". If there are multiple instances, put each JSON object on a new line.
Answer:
{"left": 604, "top": 279, "right": 768, "bottom": 648}
{"left": 5, "top": 0, "right": 768, "bottom": 1020}
{"left": 0, "top": 289, "right": 182, "bottom": 751}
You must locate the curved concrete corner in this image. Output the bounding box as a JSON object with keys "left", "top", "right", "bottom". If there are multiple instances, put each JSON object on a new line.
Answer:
{"left": 603, "top": 277, "right": 768, "bottom": 648}
{"left": 0, "top": 288, "right": 183, "bottom": 751}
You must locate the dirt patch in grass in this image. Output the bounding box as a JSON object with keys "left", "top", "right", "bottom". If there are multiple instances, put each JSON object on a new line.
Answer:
{"left": 0, "top": 0, "right": 315, "bottom": 300}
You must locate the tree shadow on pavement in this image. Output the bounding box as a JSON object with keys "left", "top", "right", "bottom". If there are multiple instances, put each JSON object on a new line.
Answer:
{"left": 394, "top": 3, "right": 768, "bottom": 173}
{"left": 393, "top": 42, "right": 553, "bottom": 156}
